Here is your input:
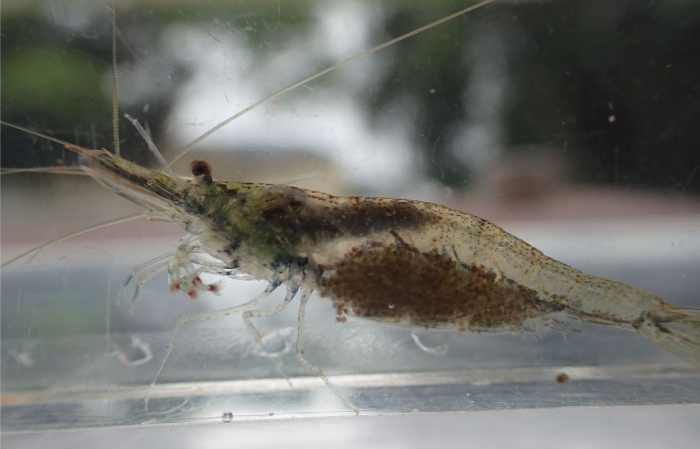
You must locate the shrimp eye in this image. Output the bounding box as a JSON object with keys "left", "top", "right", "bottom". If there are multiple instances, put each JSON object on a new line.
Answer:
{"left": 189, "top": 159, "right": 213, "bottom": 184}
{"left": 190, "top": 159, "right": 212, "bottom": 177}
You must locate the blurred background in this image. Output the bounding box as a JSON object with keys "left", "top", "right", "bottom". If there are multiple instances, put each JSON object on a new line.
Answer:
{"left": 1, "top": 0, "right": 700, "bottom": 438}
{"left": 4, "top": 0, "right": 700, "bottom": 195}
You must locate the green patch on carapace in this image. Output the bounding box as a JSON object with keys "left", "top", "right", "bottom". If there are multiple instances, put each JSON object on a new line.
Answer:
{"left": 196, "top": 182, "right": 442, "bottom": 265}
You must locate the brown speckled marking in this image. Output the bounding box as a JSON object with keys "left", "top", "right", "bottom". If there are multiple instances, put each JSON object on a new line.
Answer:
{"left": 318, "top": 241, "right": 554, "bottom": 331}
{"left": 255, "top": 195, "right": 440, "bottom": 244}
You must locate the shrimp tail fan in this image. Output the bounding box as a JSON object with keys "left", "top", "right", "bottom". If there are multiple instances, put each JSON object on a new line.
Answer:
{"left": 637, "top": 307, "right": 700, "bottom": 367}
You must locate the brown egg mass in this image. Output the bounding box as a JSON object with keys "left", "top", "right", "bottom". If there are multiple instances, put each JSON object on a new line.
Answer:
{"left": 318, "top": 241, "right": 553, "bottom": 331}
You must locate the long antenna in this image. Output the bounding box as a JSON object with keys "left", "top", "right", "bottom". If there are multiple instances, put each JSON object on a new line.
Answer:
{"left": 167, "top": 0, "right": 496, "bottom": 166}
{"left": 1, "top": 213, "right": 143, "bottom": 269}
{"left": 111, "top": 2, "right": 120, "bottom": 156}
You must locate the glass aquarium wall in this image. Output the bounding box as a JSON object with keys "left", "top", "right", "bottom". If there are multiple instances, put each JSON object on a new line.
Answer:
{"left": 2, "top": 0, "right": 699, "bottom": 433}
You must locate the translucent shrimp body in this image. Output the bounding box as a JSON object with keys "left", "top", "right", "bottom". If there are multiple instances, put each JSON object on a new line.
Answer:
{"left": 65, "top": 142, "right": 700, "bottom": 368}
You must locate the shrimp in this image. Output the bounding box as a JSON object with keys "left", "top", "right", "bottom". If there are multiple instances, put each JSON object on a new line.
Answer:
{"left": 53, "top": 145, "right": 700, "bottom": 368}
{"left": 2, "top": 0, "right": 699, "bottom": 421}
{"left": 4, "top": 124, "right": 699, "bottom": 415}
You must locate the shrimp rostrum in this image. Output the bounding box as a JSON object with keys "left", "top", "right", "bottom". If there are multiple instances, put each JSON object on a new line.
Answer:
{"left": 33, "top": 139, "right": 700, "bottom": 373}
